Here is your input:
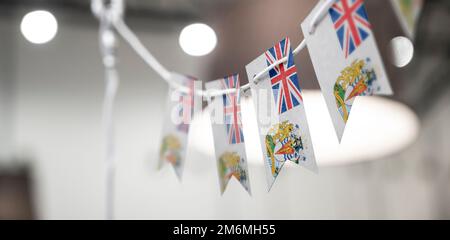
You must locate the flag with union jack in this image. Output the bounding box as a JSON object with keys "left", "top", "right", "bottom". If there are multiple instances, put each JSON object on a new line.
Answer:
{"left": 205, "top": 74, "right": 251, "bottom": 195}
{"left": 158, "top": 73, "right": 201, "bottom": 180}
{"left": 301, "top": 0, "right": 393, "bottom": 142}
{"left": 329, "top": 0, "right": 372, "bottom": 58}
{"left": 246, "top": 38, "right": 317, "bottom": 190}
{"left": 221, "top": 74, "right": 244, "bottom": 145}
{"left": 265, "top": 38, "right": 303, "bottom": 115}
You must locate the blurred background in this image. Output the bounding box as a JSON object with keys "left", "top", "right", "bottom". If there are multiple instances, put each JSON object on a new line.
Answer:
{"left": 0, "top": 0, "right": 449, "bottom": 219}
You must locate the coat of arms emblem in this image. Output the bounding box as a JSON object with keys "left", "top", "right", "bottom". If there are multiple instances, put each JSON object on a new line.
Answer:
{"left": 334, "top": 58, "right": 379, "bottom": 123}
{"left": 159, "top": 134, "right": 182, "bottom": 168}
{"left": 265, "top": 121, "right": 306, "bottom": 178}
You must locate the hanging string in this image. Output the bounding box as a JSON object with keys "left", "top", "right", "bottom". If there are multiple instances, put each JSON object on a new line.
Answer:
{"left": 102, "top": 57, "right": 118, "bottom": 220}
{"left": 92, "top": 0, "right": 122, "bottom": 220}
{"left": 114, "top": 19, "right": 305, "bottom": 96}
{"left": 113, "top": 19, "right": 209, "bottom": 95}
{"left": 110, "top": 0, "right": 335, "bottom": 97}
{"left": 113, "top": 19, "right": 176, "bottom": 88}
{"left": 309, "top": 0, "right": 336, "bottom": 34}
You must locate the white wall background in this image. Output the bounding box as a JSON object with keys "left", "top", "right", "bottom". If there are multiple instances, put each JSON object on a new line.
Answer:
{"left": 1, "top": 10, "right": 449, "bottom": 219}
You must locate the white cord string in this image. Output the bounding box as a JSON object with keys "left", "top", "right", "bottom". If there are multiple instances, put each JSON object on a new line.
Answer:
{"left": 309, "top": 0, "right": 336, "bottom": 34}
{"left": 114, "top": 18, "right": 306, "bottom": 96}
{"left": 92, "top": 0, "right": 121, "bottom": 220}
{"left": 94, "top": 0, "right": 334, "bottom": 96}
{"left": 103, "top": 63, "right": 118, "bottom": 220}
{"left": 92, "top": 0, "right": 124, "bottom": 22}
{"left": 110, "top": 0, "right": 333, "bottom": 97}
{"left": 113, "top": 19, "right": 174, "bottom": 84}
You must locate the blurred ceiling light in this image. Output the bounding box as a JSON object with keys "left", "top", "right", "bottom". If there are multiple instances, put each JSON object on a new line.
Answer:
{"left": 179, "top": 23, "right": 217, "bottom": 56}
{"left": 390, "top": 36, "right": 414, "bottom": 68}
{"left": 21, "top": 10, "right": 58, "bottom": 44}
{"left": 191, "top": 90, "right": 420, "bottom": 167}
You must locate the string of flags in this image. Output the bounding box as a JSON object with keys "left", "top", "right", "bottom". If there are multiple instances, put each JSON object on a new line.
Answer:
{"left": 93, "top": 0, "right": 424, "bottom": 195}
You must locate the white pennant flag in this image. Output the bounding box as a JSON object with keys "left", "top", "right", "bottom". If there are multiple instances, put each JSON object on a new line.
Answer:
{"left": 246, "top": 38, "right": 317, "bottom": 191}
{"left": 390, "top": 0, "right": 424, "bottom": 39}
{"left": 301, "top": 0, "right": 393, "bottom": 142}
{"left": 206, "top": 74, "right": 251, "bottom": 195}
{"left": 158, "top": 73, "right": 201, "bottom": 179}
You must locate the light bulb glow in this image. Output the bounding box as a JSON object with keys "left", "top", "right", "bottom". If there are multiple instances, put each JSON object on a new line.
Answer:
{"left": 179, "top": 23, "right": 217, "bottom": 56}
{"left": 21, "top": 10, "right": 58, "bottom": 44}
{"left": 390, "top": 36, "right": 414, "bottom": 68}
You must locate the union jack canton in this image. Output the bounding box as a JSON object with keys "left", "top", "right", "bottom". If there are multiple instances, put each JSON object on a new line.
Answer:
{"left": 329, "top": 0, "right": 372, "bottom": 58}
{"left": 221, "top": 74, "right": 244, "bottom": 145}
{"left": 177, "top": 77, "right": 196, "bottom": 133}
{"left": 265, "top": 37, "right": 303, "bottom": 115}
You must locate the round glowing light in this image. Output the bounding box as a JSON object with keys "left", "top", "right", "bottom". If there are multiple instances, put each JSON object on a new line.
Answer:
{"left": 21, "top": 10, "right": 58, "bottom": 44}
{"left": 191, "top": 90, "right": 420, "bottom": 167}
{"left": 179, "top": 23, "right": 217, "bottom": 56}
{"left": 390, "top": 36, "right": 414, "bottom": 68}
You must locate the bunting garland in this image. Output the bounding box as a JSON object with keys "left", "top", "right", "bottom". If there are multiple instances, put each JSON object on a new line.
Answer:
{"left": 90, "top": 0, "right": 421, "bottom": 195}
